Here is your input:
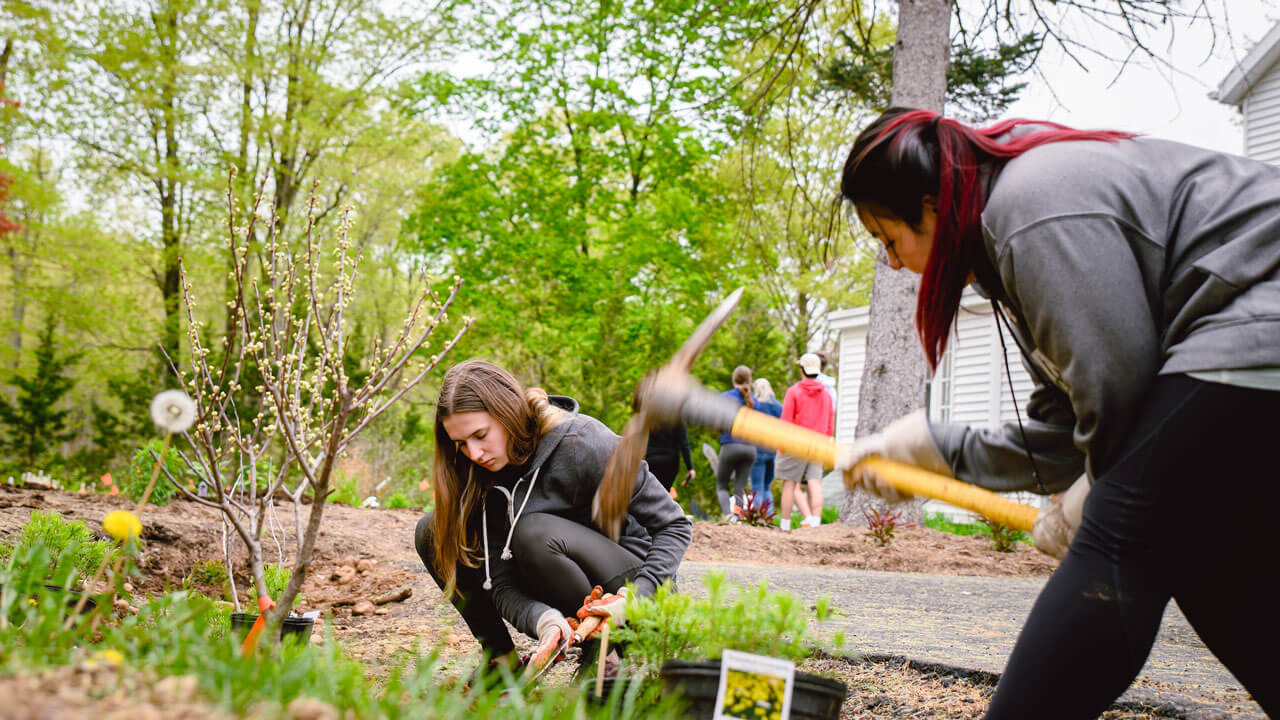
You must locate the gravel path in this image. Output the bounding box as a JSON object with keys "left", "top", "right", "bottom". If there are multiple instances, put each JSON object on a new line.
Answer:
{"left": 678, "top": 561, "right": 1265, "bottom": 719}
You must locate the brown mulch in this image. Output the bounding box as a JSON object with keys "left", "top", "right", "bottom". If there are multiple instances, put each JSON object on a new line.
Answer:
{"left": 684, "top": 521, "right": 1058, "bottom": 578}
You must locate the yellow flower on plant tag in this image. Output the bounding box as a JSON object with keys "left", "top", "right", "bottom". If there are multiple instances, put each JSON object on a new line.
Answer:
{"left": 103, "top": 510, "right": 142, "bottom": 541}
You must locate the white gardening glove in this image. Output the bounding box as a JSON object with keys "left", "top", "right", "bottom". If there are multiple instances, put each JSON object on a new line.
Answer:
{"left": 1032, "top": 473, "right": 1090, "bottom": 560}
{"left": 835, "top": 409, "right": 951, "bottom": 503}
{"left": 535, "top": 608, "right": 572, "bottom": 651}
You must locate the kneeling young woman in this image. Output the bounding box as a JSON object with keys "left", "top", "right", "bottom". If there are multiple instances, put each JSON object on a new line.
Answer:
{"left": 414, "top": 359, "right": 692, "bottom": 666}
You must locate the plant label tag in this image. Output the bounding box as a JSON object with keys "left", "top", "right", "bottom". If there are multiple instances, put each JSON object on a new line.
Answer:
{"left": 713, "top": 649, "right": 796, "bottom": 720}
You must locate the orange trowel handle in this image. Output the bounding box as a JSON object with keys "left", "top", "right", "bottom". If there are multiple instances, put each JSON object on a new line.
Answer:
{"left": 727, "top": 407, "right": 1039, "bottom": 532}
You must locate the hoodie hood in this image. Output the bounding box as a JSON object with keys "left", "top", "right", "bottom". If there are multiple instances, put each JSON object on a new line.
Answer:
{"left": 520, "top": 395, "right": 578, "bottom": 477}
{"left": 796, "top": 378, "right": 827, "bottom": 396}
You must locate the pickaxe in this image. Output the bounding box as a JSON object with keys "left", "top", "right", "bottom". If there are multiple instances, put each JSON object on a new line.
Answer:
{"left": 594, "top": 288, "right": 1040, "bottom": 535}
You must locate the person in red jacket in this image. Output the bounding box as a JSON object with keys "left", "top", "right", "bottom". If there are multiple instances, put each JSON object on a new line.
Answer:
{"left": 775, "top": 353, "right": 835, "bottom": 529}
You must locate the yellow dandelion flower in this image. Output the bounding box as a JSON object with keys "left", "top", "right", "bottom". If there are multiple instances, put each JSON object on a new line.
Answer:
{"left": 103, "top": 510, "right": 143, "bottom": 542}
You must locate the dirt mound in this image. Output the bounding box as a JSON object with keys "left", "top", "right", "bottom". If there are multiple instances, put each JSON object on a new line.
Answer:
{"left": 685, "top": 521, "right": 1057, "bottom": 578}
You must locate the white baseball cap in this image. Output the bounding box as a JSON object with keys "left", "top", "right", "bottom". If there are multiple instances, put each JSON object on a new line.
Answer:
{"left": 797, "top": 352, "right": 821, "bottom": 376}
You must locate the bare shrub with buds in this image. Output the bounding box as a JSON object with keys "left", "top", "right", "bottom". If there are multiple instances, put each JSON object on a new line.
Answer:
{"left": 157, "top": 178, "right": 471, "bottom": 636}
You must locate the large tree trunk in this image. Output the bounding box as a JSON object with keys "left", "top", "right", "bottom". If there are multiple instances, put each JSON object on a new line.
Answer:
{"left": 842, "top": 0, "right": 951, "bottom": 526}
{"left": 156, "top": 7, "right": 183, "bottom": 379}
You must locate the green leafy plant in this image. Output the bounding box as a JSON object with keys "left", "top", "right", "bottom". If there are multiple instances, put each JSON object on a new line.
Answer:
{"left": 264, "top": 564, "right": 291, "bottom": 601}
{"left": 183, "top": 558, "right": 231, "bottom": 602}
{"left": 1, "top": 542, "right": 681, "bottom": 718}
{"left": 787, "top": 505, "right": 841, "bottom": 529}
{"left": 263, "top": 563, "right": 305, "bottom": 607}
{"left": 617, "top": 572, "right": 842, "bottom": 678}
{"left": 821, "top": 505, "right": 839, "bottom": 525}
{"left": 385, "top": 493, "right": 411, "bottom": 509}
{"left": 978, "top": 516, "right": 1027, "bottom": 553}
{"left": 7, "top": 510, "right": 117, "bottom": 586}
{"left": 186, "top": 559, "right": 229, "bottom": 588}
{"left": 329, "top": 475, "right": 361, "bottom": 506}
{"left": 926, "top": 512, "right": 1031, "bottom": 548}
{"left": 124, "top": 438, "right": 189, "bottom": 505}
{"left": 863, "top": 507, "right": 911, "bottom": 547}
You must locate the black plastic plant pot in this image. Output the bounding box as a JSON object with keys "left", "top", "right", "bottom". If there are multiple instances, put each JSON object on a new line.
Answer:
{"left": 17, "top": 583, "right": 97, "bottom": 617}
{"left": 230, "top": 612, "right": 315, "bottom": 643}
{"left": 584, "top": 676, "right": 648, "bottom": 706}
{"left": 660, "top": 659, "right": 847, "bottom": 720}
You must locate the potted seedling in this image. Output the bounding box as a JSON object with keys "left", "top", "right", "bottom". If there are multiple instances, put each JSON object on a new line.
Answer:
{"left": 612, "top": 572, "right": 847, "bottom": 719}
{"left": 229, "top": 564, "right": 318, "bottom": 644}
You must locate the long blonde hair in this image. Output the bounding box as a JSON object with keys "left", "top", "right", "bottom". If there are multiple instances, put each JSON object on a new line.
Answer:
{"left": 430, "top": 359, "right": 563, "bottom": 595}
{"left": 753, "top": 378, "right": 776, "bottom": 404}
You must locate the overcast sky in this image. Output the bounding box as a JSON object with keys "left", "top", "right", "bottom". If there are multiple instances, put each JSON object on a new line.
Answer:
{"left": 997, "top": 1, "right": 1280, "bottom": 154}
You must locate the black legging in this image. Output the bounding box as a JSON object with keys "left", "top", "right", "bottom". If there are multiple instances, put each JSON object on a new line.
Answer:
{"left": 715, "top": 442, "right": 757, "bottom": 515}
{"left": 984, "top": 374, "right": 1279, "bottom": 719}
{"left": 415, "top": 511, "right": 643, "bottom": 656}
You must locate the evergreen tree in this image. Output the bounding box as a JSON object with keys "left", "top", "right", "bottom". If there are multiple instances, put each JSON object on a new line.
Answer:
{"left": 0, "top": 317, "right": 80, "bottom": 468}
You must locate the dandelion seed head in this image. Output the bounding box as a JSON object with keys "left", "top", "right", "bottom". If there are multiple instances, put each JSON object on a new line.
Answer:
{"left": 150, "top": 390, "right": 196, "bottom": 433}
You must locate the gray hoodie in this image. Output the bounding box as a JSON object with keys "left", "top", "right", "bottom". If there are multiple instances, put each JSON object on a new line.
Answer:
{"left": 482, "top": 396, "right": 692, "bottom": 638}
{"left": 931, "top": 136, "right": 1280, "bottom": 490}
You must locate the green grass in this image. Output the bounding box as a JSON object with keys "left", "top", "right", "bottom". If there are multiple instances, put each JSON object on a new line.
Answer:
{"left": 925, "top": 512, "right": 1031, "bottom": 546}
{"left": 786, "top": 504, "right": 840, "bottom": 529}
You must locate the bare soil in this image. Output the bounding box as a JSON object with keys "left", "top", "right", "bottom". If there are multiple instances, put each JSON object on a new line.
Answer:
{"left": 0, "top": 485, "right": 1211, "bottom": 718}
{"left": 684, "top": 521, "right": 1058, "bottom": 578}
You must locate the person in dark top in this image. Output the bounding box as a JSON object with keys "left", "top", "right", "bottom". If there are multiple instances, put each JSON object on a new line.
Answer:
{"left": 836, "top": 107, "right": 1280, "bottom": 719}
{"left": 645, "top": 422, "right": 695, "bottom": 496}
{"left": 414, "top": 360, "right": 692, "bottom": 670}
{"left": 715, "top": 365, "right": 757, "bottom": 518}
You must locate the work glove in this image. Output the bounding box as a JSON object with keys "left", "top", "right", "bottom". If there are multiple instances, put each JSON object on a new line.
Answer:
{"left": 535, "top": 608, "right": 572, "bottom": 651}
{"left": 836, "top": 410, "right": 951, "bottom": 504}
{"left": 1032, "top": 473, "right": 1090, "bottom": 560}
{"left": 578, "top": 586, "right": 628, "bottom": 635}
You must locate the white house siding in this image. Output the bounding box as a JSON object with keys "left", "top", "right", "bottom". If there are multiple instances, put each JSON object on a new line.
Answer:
{"left": 1244, "top": 63, "right": 1280, "bottom": 164}
{"left": 830, "top": 307, "right": 868, "bottom": 445}
{"left": 830, "top": 292, "right": 1051, "bottom": 522}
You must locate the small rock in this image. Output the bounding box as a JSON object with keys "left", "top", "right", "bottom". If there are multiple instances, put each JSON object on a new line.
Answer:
{"left": 374, "top": 608, "right": 388, "bottom": 616}
{"left": 154, "top": 674, "right": 198, "bottom": 701}
{"left": 123, "top": 582, "right": 135, "bottom": 593}
{"left": 352, "top": 599, "right": 376, "bottom": 616}
{"left": 355, "top": 558, "right": 375, "bottom": 574}
{"left": 287, "top": 696, "right": 338, "bottom": 720}
{"left": 113, "top": 598, "right": 136, "bottom": 615}
{"left": 331, "top": 567, "right": 356, "bottom": 585}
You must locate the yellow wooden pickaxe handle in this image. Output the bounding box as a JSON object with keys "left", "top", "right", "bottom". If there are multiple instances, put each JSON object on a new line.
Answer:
{"left": 727, "top": 407, "right": 1039, "bottom": 532}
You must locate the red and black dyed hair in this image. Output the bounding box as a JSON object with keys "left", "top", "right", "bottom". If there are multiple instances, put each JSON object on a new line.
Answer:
{"left": 840, "top": 107, "right": 1133, "bottom": 369}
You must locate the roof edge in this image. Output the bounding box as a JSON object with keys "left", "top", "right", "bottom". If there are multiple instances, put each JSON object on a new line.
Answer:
{"left": 1216, "top": 22, "right": 1280, "bottom": 106}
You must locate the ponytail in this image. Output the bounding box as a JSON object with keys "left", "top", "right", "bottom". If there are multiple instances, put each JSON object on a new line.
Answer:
{"left": 525, "top": 387, "right": 565, "bottom": 435}
{"left": 731, "top": 365, "right": 754, "bottom": 409}
{"left": 842, "top": 108, "right": 1134, "bottom": 368}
